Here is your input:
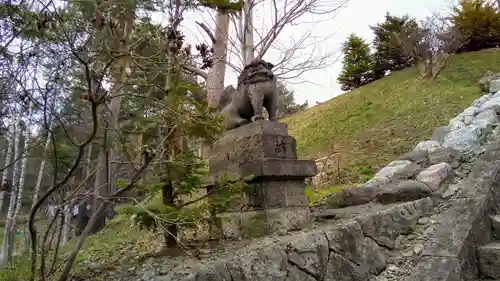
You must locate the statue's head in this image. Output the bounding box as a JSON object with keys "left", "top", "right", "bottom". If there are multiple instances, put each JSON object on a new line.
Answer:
{"left": 237, "top": 59, "right": 275, "bottom": 86}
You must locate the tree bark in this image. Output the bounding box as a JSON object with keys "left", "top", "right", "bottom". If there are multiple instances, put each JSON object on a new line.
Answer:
{"left": 0, "top": 114, "right": 20, "bottom": 264}
{"left": 32, "top": 131, "right": 51, "bottom": 210}
{"left": 0, "top": 122, "right": 14, "bottom": 215}
{"left": 206, "top": 10, "right": 230, "bottom": 109}
{"left": 242, "top": 0, "right": 255, "bottom": 65}
{"left": 13, "top": 125, "right": 29, "bottom": 218}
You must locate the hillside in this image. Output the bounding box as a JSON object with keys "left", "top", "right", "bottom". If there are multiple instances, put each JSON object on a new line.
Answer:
{"left": 283, "top": 48, "right": 500, "bottom": 183}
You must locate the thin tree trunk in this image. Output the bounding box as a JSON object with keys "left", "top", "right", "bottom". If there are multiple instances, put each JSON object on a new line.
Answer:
{"left": 0, "top": 114, "right": 20, "bottom": 264}
{"left": 61, "top": 203, "right": 71, "bottom": 245}
{"left": 74, "top": 143, "right": 93, "bottom": 236}
{"left": 14, "top": 127, "right": 29, "bottom": 217}
{"left": 0, "top": 123, "right": 14, "bottom": 214}
{"left": 32, "top": 130, "right": 52, "bottom": 209}
{"left": 90, "top": 139, "right": 108, "bottom": 233}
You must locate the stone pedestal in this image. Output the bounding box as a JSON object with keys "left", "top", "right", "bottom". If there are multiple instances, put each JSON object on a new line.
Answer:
{"left": 207, "top": 120, "right": 317, "bottom": 239}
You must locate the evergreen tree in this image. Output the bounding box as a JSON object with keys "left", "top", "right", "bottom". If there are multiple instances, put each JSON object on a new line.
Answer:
{"left": 337, "top": 34, "right": 374, "bottom": 91}
{"left": 370, "top": 13, "right": 420, "bottom": 79}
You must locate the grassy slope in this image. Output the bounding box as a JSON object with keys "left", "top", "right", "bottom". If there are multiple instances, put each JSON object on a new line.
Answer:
{"left": 284, "top": 48, "right": 500, "bottom": 182}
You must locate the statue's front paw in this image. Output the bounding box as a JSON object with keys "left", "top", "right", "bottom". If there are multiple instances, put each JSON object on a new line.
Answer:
{"left": 251, "top": 115, "right": 264, "bottom": 122}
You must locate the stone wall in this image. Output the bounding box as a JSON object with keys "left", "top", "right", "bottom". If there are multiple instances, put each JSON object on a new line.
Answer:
{"left": 77, "top": 83, "right": 500, "bottom": 281}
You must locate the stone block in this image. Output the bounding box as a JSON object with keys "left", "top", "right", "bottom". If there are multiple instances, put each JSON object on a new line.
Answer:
{"left": 374, "top": 160, "right": 412, "bottom": 179}
{"left": 491, "top": 79, "right": 500, "bottom": 93}
{"left": 432, "top": 126, "right": 452, "bottom": 142}
{"left": 241, "top": 158, "right": 317, "bottom": 179}
{"left": 422, "top": 197, "right": 491, "bottom": 280}
{"left": 214, "top": 207, "right": 310, "bottom": 239}
{"left": 415, "top": 140, "right": 441, "bottom": 153}
{"left": 209, "top": 134, "right": 298, "bottom": 166}
{"left": 400, "top": 150, "right": 429, "bottom": 166}
{"left": 210, "top": 158, "right": 317, "bottom": 181}
{"left": 323, "top": 221, "right": 386, "bottom": 274}
{"left": 226, "top": 180, "right": 308, "bottom": 211}
{"left": 442, "top": 127, "right": 481, "bottom": 157}
{"left": 416, "top": 162, "right": 453, "bottom": 191}
{"left": 355, "top": 198, "right": 433, "bottom": 249}
{"left": 375, "top": 180, "right": 432, "bottom": 204}
{"left": 343, "top": 186, "right": 376, "bottom": 206}
{"left": 215, "top": 120, "right": 288, "bottom": 146}
{"left": 428, "top": 147, "right": 461, "bottom": 169}
{"left": 478, "top": 242, "right": 500, "bottom": 279}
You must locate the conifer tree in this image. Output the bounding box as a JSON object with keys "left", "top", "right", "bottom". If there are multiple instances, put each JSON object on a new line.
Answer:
{"left": 371, "top": 13, "right": 420, "bottom": 78}
{"left": 337, "top": 34, "right": 374, "bottom": 91}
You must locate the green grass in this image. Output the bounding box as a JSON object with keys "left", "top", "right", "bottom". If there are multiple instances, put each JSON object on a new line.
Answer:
{"left": 284, "top": 48, "right": 500, "bottom": 182}
{"left": 305, "top": 184, "right": 349, "bottom": 206}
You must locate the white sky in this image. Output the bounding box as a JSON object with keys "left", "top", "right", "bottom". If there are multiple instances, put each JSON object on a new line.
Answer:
{"left": 151, "top": 0, "right": 453, "bottom": 106}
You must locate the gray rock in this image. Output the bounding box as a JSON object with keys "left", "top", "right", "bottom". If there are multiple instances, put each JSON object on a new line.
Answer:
{"left": 394, "top": 163, "right": 425, "bottom": 179}
{"left": 462, "top": 106, "right": 479, "bottom": 116}
{"left": 324, "top": 221, "right": 386, "bottom": 275}
{"left": 478, "top": 71, "right": 500, "bottom": 92}
{"left": 442, "top": 127, "right": 481, "bottom": 157}
{"left": 343, "top": 186, "right": 377, "bottom": 206}
{"left": 414, "top": 140, "right": 441, "bottom": 153}
{"left": 428, "top": 147, "right": 461, "bottom": 169}
{"left": 487, "top": 125, "right": 500, "bottom": 142}
{"left": 415, "top": 163, "right": 453, "bottom": 191}
{"left": 472, "top": 94, "right": 492, "bottom": 107}
{"left": 478, "top": 243, "right": 500, "bottom": 279}
{"left": 400, "top": 150, "right": 429, "bottom": 166}
{"left": 418, "top": 217, "right": 430, "bottom": 225}
{"left": 355, "top": 198, "right": 433, "bottom": 249}
{"left": 441, "top": 183, "right": 461, "bottom": 199}
{"left": 491, "top": 79, "right": 500, "bottom": 93}
{"left": 491, "top": 215, "right": 500, "bottom": 239}
{"left": 422, "top": 197, "right": 491, "bottom": 280}
{"left": 480, "top": 96, "right": 500, "bottom": 113}
{"left": 374, "top": 160, "right": 413, "bottom": 180}
{"left": 449, "top": 120, "right": 466, "bottom": 131}
{"left": 360, "top": 176, "right": 390, "bottom": 188}
{"left": 471, "top": 109, "right": 498, "bottom": 137}
{"left": 431, "top": 126, "right": 451, "bottom": 142}
{"left": 375, "top": 180, "right": 432, "bottom": 204}
{"left": 413, "top": 243, "right": 424, "bottom": 254}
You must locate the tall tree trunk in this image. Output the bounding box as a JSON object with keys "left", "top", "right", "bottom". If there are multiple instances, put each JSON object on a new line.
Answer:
{"left": 13, "top": 126, "right": 29, "bottom": 217}
{"left": 242, "top": 0, "right": 255, "bottom": 65}
{"left": 61, "top": 199, "right": 72, "bottom": 245}
{"left": 75, "top": 143, "right": 93, "bottom": 236}
{"left": 89, "top": 0, "right": 135, "bottom": 233}
{"left": 90, "top": 126, "right": 108, "bottom": 233}
{"left": 0, "top": 114, "right": 20, "bottom": 264}
{"left": 31, "top": 130, "right": 51, "bottom": 209}
{"left": 0, "top": 122, "right": 14, "bottom": 215}
{"left": 206, "top": 10, "right": 230, "bottom": 109}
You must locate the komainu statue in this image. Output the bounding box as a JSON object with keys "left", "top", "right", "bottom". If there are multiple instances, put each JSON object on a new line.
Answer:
{"left": 218, "top": 59, "right": 278, "bottom": 130}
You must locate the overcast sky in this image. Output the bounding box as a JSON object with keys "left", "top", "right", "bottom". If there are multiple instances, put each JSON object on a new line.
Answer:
{"left": 151, "top": 0, "right": 453, "bottom": 106}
